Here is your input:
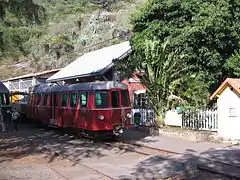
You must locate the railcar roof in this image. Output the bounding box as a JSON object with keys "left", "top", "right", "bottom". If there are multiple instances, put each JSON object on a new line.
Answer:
{"left": 33, "top": 81, "right": 128, "bottom": 93}
{"left": 0, "top": 81, "right": 10, "bottom": 94}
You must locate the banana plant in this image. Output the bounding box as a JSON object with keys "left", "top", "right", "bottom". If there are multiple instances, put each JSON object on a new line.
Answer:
{"left": 115, "top": 38, "right": 192, "bottom": 126}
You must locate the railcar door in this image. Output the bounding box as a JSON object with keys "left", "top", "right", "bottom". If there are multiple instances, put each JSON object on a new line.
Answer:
{"left": 79, "top": 92, "right": 88, "bottom": 130}
{"left": 64, "top": 92, "right": 76, "bottom": 128}
{"left": 110, "top": 90, "right": 122, "bottom": 128}
{"left": 35, "top": 94, "right": 42, "bottom": 123}
{"left": 121, "top": 89, "right": 132, "bottom": 127}
{"left": 50, "top": 93, "right": 57, "bottom": 126}
{"left": 59, "top": 92, "right": 69, "bottom": 127}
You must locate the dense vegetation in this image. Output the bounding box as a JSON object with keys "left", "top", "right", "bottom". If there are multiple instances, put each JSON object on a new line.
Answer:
{"left": 0, "top": 0, "right": 143, "bottom": 78}
{"left": 116, "top": 0, "right": 240, "bottom": 124}
{"left": 2, "top": 0, "right": 240, "bottom": 124}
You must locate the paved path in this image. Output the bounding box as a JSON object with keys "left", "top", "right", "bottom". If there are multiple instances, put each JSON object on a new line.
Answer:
{"left": 121, "top": 127, "right": 240, "bottom": 179}
{"left": 121, "top": 127, "right": 233, "bottom": 155}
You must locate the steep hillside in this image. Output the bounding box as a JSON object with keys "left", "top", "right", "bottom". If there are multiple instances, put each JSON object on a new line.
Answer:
{"left": 0, "top": 0, "right": 146, "bottom": 79}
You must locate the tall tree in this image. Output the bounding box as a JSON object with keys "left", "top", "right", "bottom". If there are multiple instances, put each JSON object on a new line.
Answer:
{"left": 115, "top": 39, "right": 192, "bottom": 125}
{"left": 131, "top": 0, "right": 240, "bottom": 93}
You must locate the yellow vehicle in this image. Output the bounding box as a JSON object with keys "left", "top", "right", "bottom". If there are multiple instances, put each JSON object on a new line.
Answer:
{"left": 10, "top": 92, "right": 29, "bottom": 122}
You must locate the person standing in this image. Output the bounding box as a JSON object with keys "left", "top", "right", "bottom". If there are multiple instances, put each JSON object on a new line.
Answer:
{"left": 0, "top": 107, "right": 6, "bottom": 132}
{"left": 11, "top": 108, "right": 20, "bottom": 131}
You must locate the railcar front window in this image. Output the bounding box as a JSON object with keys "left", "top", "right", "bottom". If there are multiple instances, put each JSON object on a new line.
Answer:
{"left": 61, "top": 94, "right": 68, "bottom": 107}
{"left": 95, "top": 91, "right": 109, "bottom": 108}
{"left": 122, "top": 90, "right": 130, "bottom": 107}
{"left": 111, "top": 91, "right": 119, "bottom": 108}
{"left": 70, "top": 93, "right": 78, "bottom": 107}
{"left": 80, "top": 93, "right": 88, "bottom": 107}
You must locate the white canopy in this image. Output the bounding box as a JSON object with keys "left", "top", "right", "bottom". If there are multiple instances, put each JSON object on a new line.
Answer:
{"left": 47, "top": 41, "right": 131, "bottom": 83}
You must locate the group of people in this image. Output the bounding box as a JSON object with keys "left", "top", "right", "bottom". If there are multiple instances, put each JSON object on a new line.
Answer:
{"left": 0, "top": 108, "right": 20, "bottom": 132}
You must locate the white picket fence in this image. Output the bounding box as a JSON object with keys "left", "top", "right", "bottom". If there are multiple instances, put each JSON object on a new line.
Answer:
{"left": 182, "top": 109, "right": 218, "bottom": 131}
{"left": 131, "top": 108, "right": 155, "bottom": 126}
{"left": 132, "top": 108, "right": 218, "bottom": 132}
{"left": 164, "top": 109, "right": 218, "bottom": 131}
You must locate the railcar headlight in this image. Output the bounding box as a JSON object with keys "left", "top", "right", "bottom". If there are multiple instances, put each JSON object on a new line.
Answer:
{"left": 98, "top": 115, "right": 104, "bottom": 120}
{"left": 127, "top": 113, "right": 131, "bottom": 118}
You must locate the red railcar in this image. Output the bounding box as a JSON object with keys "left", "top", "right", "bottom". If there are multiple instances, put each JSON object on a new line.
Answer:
{"left": 26, "top": 81, "right": 132, "bottom": 137}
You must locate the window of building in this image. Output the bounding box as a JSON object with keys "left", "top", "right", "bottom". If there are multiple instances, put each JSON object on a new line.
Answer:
{"left": 43, "top": 94, "right": 48, "bottom": 106}
{"left": 122, "top": 90, "right": 130, "bottom": 107}
{"left": 70, "top": 93, "right": 78, "bottom": 107}
{"left": 111, "top": 91, "right": 119, "bottom": 108}
{"left": 95, "top": 91, "right": 109, "bottom": 108}
{"left": 61, "top": 93, "right": 68, "bottom": 107}
{"left": 80, "top": 92, "right": 88, "bottom": 107}
{"left": 134, "top": 93, "right": 147, "bottom": 108}
{"left": 229, "top": 108, "right": 238, "bottom": 117}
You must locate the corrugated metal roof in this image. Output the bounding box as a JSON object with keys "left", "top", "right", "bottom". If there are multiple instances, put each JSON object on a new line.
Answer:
{"left": 3, "top": 69, "right": 60, "bottom": 82}
{"left": 46, "top": 41, "right": 131, "bottom": 83}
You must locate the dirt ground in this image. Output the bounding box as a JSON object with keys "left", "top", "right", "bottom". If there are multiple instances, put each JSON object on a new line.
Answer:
{"left": 0, "top": 124, "right": 238, "bottom": 180}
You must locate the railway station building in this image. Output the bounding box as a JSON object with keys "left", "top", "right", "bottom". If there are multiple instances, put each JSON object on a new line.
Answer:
{"left": 3, "top": 69, "right": 60, "bottom": 93}
{"left": 46, "top": 41, "right": 147, "bottom": 106}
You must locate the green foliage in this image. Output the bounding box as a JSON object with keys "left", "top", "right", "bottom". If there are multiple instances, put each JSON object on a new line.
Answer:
{"left": 0, "top": 0, "right": 45, "bottom": 24}
{"left": 115, "top": 39, "right": 191, "bottom": 125}
{"left": 0, "top": 0, "right": 45, "bottom": 55}
{"left": 0, "top": 0, "right": 139, "bottom": 68}
{"left": 131, "top": 0, "right": 240, "bottom": 93}
{"left": 46, "top": 34, "right": 70, "bottom": 45}
{"left": 225, "top": 50, "right": 240, "bottom": 77}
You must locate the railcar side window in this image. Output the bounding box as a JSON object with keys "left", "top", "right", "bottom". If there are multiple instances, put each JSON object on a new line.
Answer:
{"left": 0, "top": 94, "right": 3, "bottom": 105}
{"left": 6, "top": 94, "right": 10, "bottom": 105}
{"left": 111, "top": 91, "right": 119, "bottom": 108}
{"left": 61, "top": 94, "right": 68, "bottom": 107}
{"left": 122, "top": 90, "right": 130, "bottom": 107}
{"left": 95, "top": 91, "right": 109, "bottom": 108}
{"left": 43, "top": 94, "right": 48, "bottom": 106}
{"left": 80, "top": 93, "right": 88, "bottom": 107}
{"left": 0, "top": 94, "right": 8, "bottom": 105}
{"left": 70, "top": 93, "right": 78, "bottom": 107}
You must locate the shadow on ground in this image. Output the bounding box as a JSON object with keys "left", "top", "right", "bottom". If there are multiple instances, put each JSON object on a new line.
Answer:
{"left": 118, "top": 147, "right": 240, "bottom": 179}
{"left": 1, "top": 123, "right": 240, "bottom": 179}
{"left": 0, "top": 123, "right": 152, "bottom": 164}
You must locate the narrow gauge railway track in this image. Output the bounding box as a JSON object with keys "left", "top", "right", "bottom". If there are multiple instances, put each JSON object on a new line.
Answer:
{"left": 34, "top": 126, "right": 240, "bottom": 179}
{"left": 41, "top": 147, "right": 116, "bottom": 180}
{"left": 9, "top": 136, "right": 116, "bottom": 180}
{"left": 104, "top": 140, "right": 180, "bottom": 156}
